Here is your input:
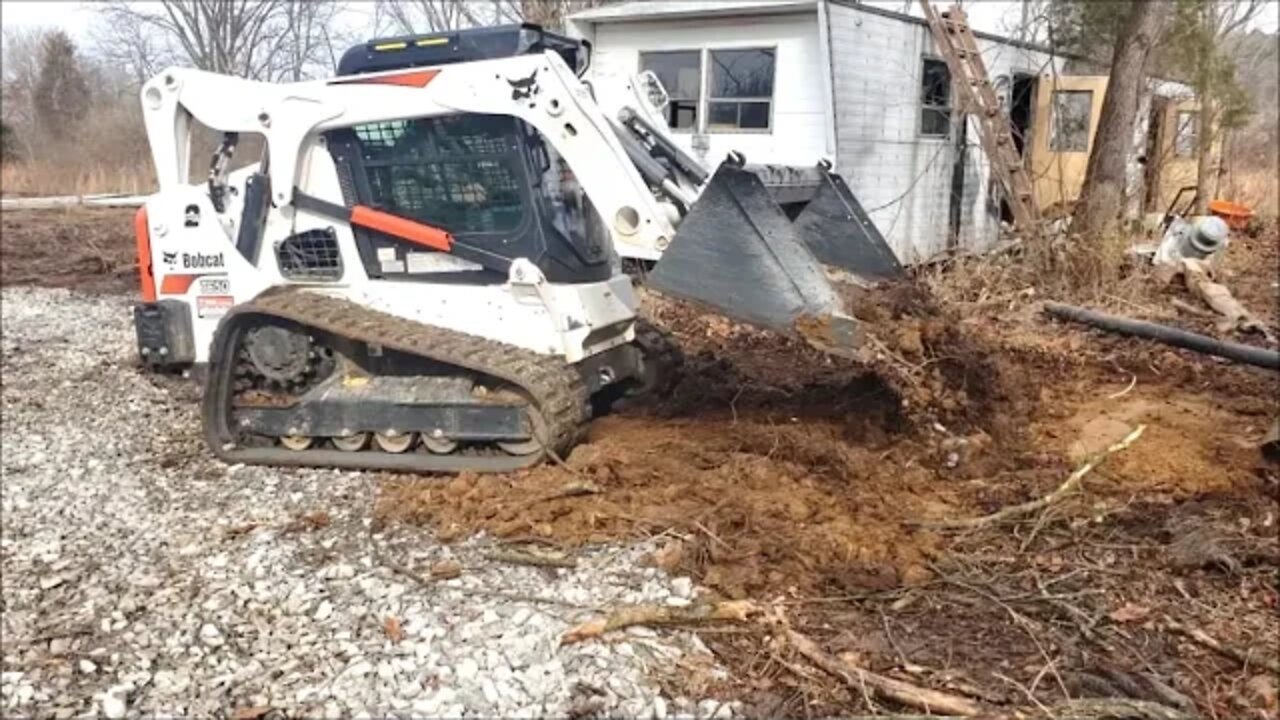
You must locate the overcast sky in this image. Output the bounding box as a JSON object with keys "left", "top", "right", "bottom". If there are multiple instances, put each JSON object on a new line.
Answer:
{"left": 1, "top": 1, "right": 1276, "bottom": 49}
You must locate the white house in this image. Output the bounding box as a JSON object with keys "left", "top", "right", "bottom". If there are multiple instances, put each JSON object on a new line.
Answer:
{"left": 567, "top": 0, "right": 1067, "bottom": 262}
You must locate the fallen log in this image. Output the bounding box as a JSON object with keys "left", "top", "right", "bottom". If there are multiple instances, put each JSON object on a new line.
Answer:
{"left": 1044, "top": 302, "right": 1280, "bottom": 370}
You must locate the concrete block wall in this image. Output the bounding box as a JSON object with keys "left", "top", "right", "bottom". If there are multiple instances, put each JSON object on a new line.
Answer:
{"left": 828, "top": 3, "right": 1055, "bottom": 261}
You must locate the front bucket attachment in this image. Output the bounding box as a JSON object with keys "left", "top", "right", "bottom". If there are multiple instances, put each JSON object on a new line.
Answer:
{"left": 647, "top": 164, "right": 861, "bottom": 355}
{"left": 793, "top": 168, "right": 904, "bottom": 285}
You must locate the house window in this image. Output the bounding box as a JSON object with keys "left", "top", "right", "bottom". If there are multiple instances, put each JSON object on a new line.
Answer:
{"left": 1174, "top": 111, "right": 1198, "bottom": 158}
{"left": 920, "top": 58, "right": 951, "bottom": 137}
{"left": 707, "top": 48, "right": 775, "bottom": 131}
{"left": 1050, "top": 90, "right": 1093, "bottom": 152}
{"left": 640, "top": 51, "right": 701, "bottom": 131}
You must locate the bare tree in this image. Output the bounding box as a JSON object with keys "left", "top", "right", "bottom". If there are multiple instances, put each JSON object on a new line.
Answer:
{"left": 1070, "top": 1, "right": 1169, "bottom": 238}
{"left": 377, "top": 0, "right": 614, "bottom": 34}
{"left": 1, "top": 27, "right": 50, "bottom": 155}
{"left": 93, "top": 1, "right": 351, "bottom": 82}
{"left": 1169, "top": 0, "right": 1268, "bottom": 213}
{"left": 92, "top": 6, "right": 173, "bottom": 86}
{"left": 377, "top": 0, "right": 516, "bottom": 33}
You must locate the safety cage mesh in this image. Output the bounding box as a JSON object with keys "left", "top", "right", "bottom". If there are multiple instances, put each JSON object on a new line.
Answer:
{"left": 351, "top": 115, "right": 525, "bottom": 235}
{"left": 275, "top": 228, "right": 343, "bottom": 281}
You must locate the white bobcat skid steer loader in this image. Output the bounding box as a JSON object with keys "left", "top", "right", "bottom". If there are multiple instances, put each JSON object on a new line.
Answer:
{"left": 132, "top": 24, "right": 896, "bottom": 472}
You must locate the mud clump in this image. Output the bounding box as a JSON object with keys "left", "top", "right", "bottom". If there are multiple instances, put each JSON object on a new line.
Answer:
{"left": 842, "top": 280, "right": 1033, "bottom": 441}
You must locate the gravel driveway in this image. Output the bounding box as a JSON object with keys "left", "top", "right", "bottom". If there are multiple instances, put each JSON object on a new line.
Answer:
{"left": 1, "top": 286, "right": 733, "bottom": 719}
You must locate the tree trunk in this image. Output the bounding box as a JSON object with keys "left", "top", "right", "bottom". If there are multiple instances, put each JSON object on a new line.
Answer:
{"left": 1070, "top": 0, "right": 1167, "bottom": 238}
{"left": 1193, "top": 99, "right": 1215, "bottom": 214}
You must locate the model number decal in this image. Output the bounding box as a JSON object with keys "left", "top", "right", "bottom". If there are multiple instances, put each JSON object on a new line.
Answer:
{"left": 198, "top": 276, "right": 230, "bottom": 294}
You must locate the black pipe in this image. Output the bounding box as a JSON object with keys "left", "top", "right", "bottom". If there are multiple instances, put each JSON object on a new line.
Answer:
{"left": 1043, "top": 302, "right": 1280, "bottom": 370}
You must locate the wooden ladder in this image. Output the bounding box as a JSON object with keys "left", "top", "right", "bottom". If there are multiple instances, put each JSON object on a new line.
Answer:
{"left": 919, "top": 0, "right": 1041, "bottom": 234}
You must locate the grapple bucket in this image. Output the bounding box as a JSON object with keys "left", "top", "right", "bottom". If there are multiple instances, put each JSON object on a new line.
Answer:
{"left": 647, "top": 164, "right": 861, "bottom": 356}
{"left": 793, "top": 168, "right": 904, "bottom": 285}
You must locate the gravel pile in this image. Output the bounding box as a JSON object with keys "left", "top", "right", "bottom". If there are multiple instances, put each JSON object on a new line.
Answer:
{"left": 1, "top": 286, "right": 738, "bottom": 718}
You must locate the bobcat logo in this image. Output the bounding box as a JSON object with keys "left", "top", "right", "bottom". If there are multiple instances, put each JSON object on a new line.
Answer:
{"left": 508, "top": 69, "right": 539, "bottom": 101}
{"left": 161, "top": 251, "right": 178, "bottom": 267}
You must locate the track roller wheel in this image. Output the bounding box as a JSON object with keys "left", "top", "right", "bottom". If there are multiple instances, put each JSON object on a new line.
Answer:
{"left": 497, "top": 408, "right": 546, "bottom": 457}
{"left": 420, "top": 431, "right": 458, "bottom": 455}
{"left": 374, "top": 431, "right": 416, "bottom": 453}
{"left": 280, "top": 435, "right": 313, "bottom": 451}
{"left": 331, "top": 433, "right": 369, "bottom": 452}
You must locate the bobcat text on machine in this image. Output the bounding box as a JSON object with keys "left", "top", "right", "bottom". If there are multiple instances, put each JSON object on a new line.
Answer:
{"left": 131, "top": 24, "right": 904, "bottom": 473}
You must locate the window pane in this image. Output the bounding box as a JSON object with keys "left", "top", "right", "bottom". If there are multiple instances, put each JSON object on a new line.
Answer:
{"left": 739, "top": 101, "right": 770, "bottom": 129}
{"left": 352, "top": 115, "right": 524, "bottom": 234}
{"left": 640, "top": 51, "right": 701, "bottom": 100}
{"left": 921, "top": 58, "right": 950, "bottom": 108}
{"left": 707, "top": 102, "right": 738, "bottom": 128}
{"left": 670, "top": 101, "right": 698, "bottom": 130}
{"left": 1174, "top": 111, "right": 1197, "bottom": 158}
{"left": 709, "top": 48, "right": 775, "bottom": 99}
{"left": 1050, "top": 90, "right": 1092, "bottom": 152}
{"left": 921, "top": 108, "right": 950, "bottom": 137}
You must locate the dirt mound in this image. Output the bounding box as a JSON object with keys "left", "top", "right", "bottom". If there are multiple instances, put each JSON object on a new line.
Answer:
{"left": 379, "top": 280, "right": 1049, "bottom": 599}
{"left": 380, "top": 414, "right": 953, "bottom": 598}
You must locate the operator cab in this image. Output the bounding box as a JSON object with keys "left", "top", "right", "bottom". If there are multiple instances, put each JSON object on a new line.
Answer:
{"left": 337, "top": 24, "right": 590, "bottom": 78}
{"left": 326, "top": 24, "right": 608, "bottom": 286}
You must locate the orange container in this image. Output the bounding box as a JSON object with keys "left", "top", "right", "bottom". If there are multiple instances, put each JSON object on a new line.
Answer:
{"left": 1208, "top": 199, "right": 1254, "bottom": 231}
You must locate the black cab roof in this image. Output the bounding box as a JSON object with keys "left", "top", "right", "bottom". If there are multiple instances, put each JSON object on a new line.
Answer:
{"left": 337, "top": 24, "right": 589, "bottom": 77}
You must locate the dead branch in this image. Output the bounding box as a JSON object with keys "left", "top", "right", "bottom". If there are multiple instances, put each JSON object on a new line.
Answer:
{"left": 922, "top": 425, "right": 1146, "bottom": 529}
{"left": 528, "top": 480, "right": 601, "bottom": 505}
{"left": 1165, "top": 618, "right": 1280, "bottom": 674}
{"left": 560, "top": 600, "right": 758, "bottom": 644}
{"left": 1047, "top": 698, "right": 1197, "bottom": 720}
{"left": 484, "top": 547, "right": 578, "bottom": 569}
{"left": 1170, "top": 298, "right": 1216, "bottom": 319}
{"left": 783, "top": 627, "right": 984, "bottom": 717}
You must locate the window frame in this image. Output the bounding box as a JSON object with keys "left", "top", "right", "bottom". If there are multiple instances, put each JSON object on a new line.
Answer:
{"left": 919, "top": 55, "right": 953, "bottom": 139}
{"left": 637, "top": 45, "right": 778, "bottom": 135}
{"left": 705, "top": 46, "right": 777, "bottom": 134}
{"left": 1049, "top": 89, "right": 1093, "bottom": 153}
{"left": 638, "top": 49, "right": 704, "bottom": 134}
{"left": 1173, "top": 110, "right": 1198, "bottom": 159}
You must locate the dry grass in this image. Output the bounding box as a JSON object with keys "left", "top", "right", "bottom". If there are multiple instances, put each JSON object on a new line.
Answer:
{"left": 924, "top": 227, "right": 1152, "bottom": 312}
{"left": 0, "top": 162, "right": 156, "bottom": 197}
{"left": 1219, "top": 166, "right": 1279, "bottom": 219}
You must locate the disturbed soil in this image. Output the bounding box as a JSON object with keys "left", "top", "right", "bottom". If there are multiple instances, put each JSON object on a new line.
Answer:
{"left": 0, "top": 208, "right": 140, "bottom": 294}
{"left": 5, "top": 207, "right": 1278, "bottom": 718}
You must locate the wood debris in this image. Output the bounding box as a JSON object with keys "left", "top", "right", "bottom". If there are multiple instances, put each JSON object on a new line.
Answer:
{"left": 485, "top": 547, "right": 577, "bottom": 569}
{"left": 561, "top": 600, "right": 758, "bottom": 645}
{"left": 782, "top": 627, "right": 983, "bottom": 716}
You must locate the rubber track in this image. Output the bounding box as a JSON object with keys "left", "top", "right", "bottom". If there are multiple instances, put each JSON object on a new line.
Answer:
{"left": 207, "top": 288, "right": 589, "bottom": 473}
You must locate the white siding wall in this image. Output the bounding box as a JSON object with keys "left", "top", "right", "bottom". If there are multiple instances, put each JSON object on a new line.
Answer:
{"left": 585, "top": 12, "right": 831, "bottom": 166}
{"left": 827, "top": 4, "right": 1056, "bottom": 261}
